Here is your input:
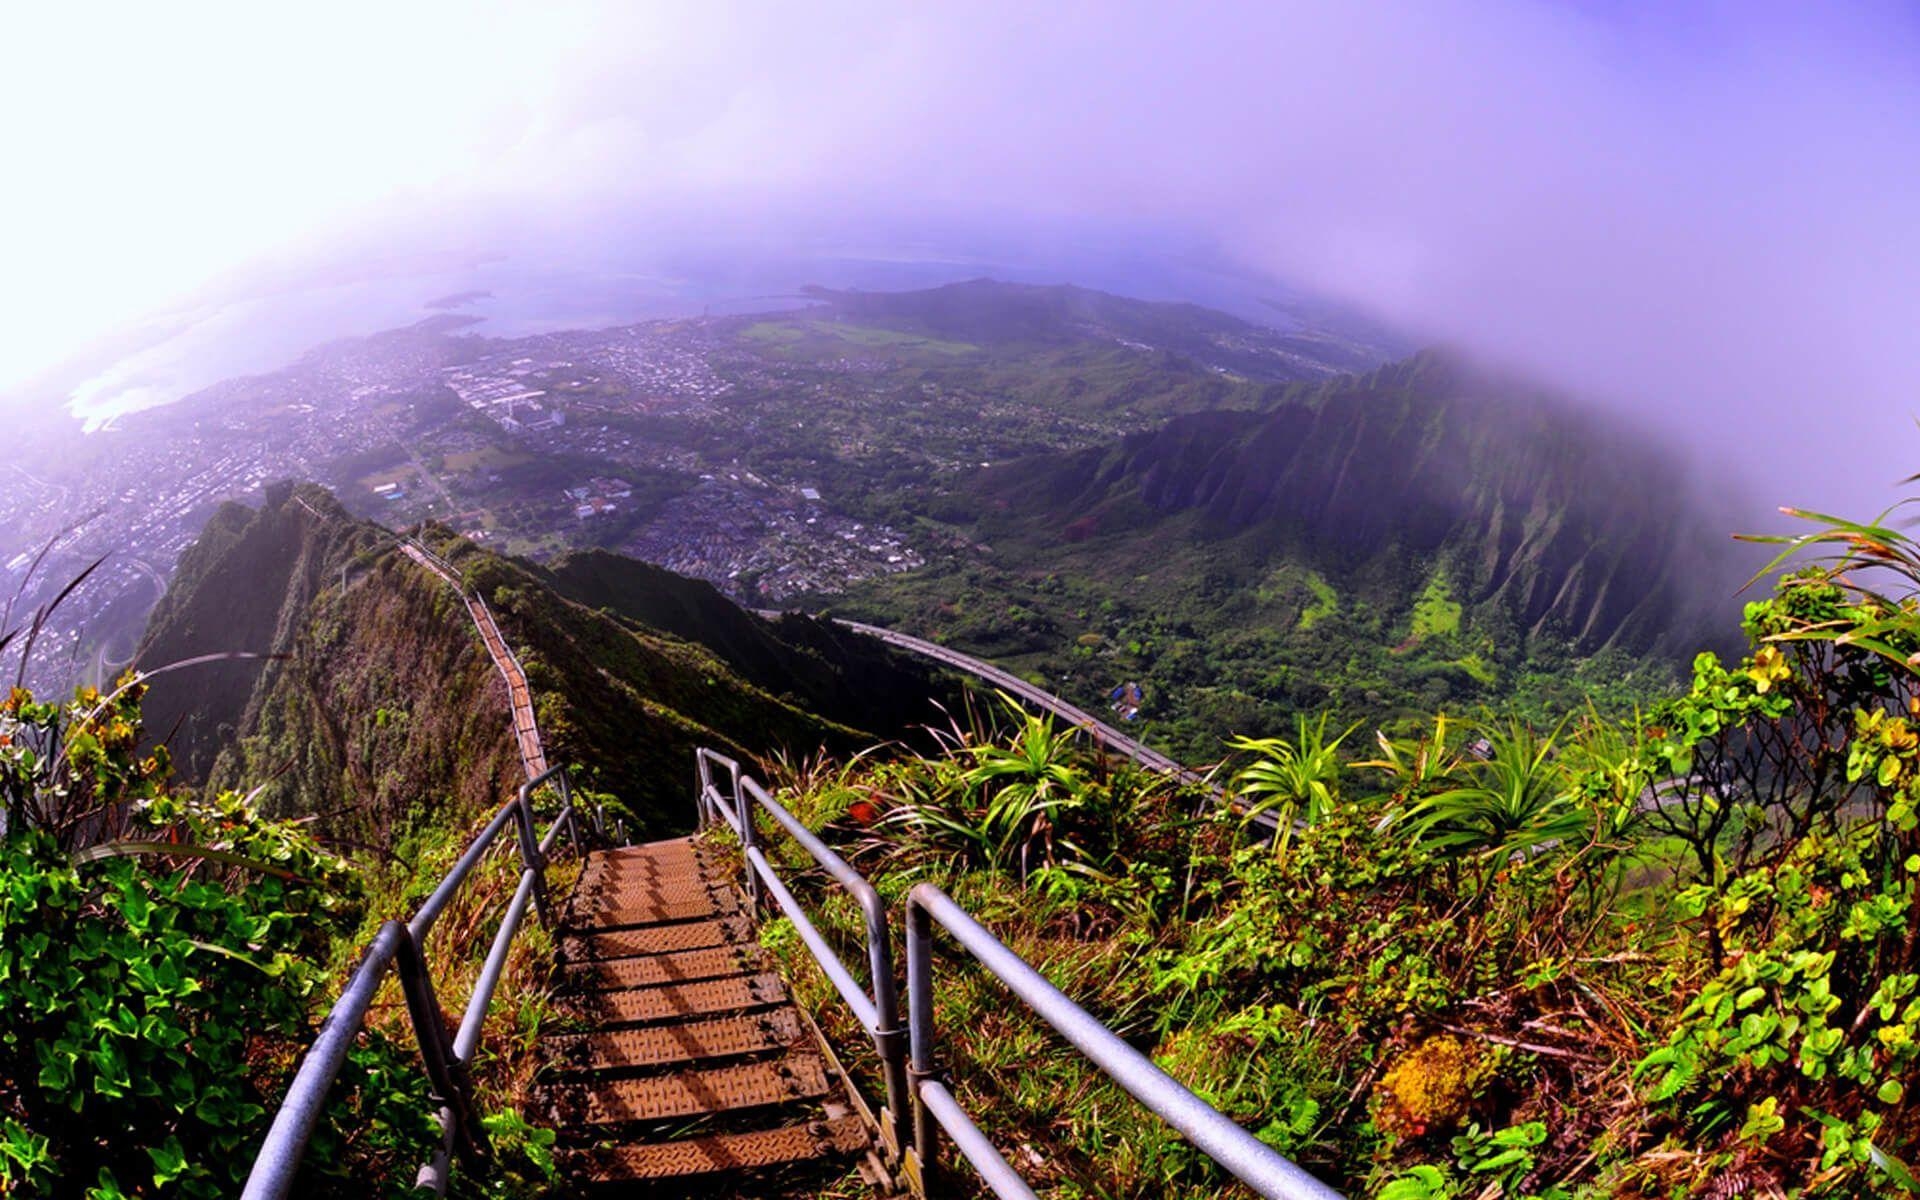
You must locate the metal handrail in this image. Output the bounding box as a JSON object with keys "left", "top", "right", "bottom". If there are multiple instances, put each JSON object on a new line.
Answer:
{"left": 690, "top": 749, "right": 1340, "bottom": 1198}
{"left": 694, "top": 748, "right": 910, "bottom": 1158}
{"left": 828, "top": 618, "right": 1209, "bottom": 789}
{"left": 904, "top": 882, "right": 1343, "bottom": 1199}
{"left": 241, "top": 765, "right": 584, "bottom": 1200}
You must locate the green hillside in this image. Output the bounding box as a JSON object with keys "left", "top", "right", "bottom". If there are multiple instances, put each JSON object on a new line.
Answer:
{"left": 828, "top": 351, "right": 1751, "bottom": 757}
{"left": 136, "top": 483, "right": 956, "bottom": 840}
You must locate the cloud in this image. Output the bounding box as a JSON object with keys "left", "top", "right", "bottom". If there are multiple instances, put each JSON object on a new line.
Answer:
{"left": 8, "top": 1, "right": 1919, "bottom": 519}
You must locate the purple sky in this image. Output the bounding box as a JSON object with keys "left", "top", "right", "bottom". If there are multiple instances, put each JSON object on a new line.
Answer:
{"left": 8, "top": 1, "right": 1919, "bottom": 520}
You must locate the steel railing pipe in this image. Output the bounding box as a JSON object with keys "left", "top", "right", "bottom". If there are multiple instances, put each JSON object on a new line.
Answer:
{"left": 455, "top": 870, "right": 539, "bottom": 1064}
{"left": 408, "top": 799, "right": 520, "bottom": 942}
{"left": 739, "top": 775, "right": 909, "bottom": 1153}
{"left": 744, "top": 846, "right": 881, "bottom": 1030}
{"left": 917, "top": 1081, "right": 1040, "bottom": 1200}
{"left": 538, "top": 805, "right": 576, "bottom": 857}
{"left": 695, "top": 748, "right": 742, "bottom": 831}
{"left": 240, "top": 924, "right": 404, "bottom": 1200}
{"left": 247, "top": 764, "right": 583, "bottom": 1198}
{"left": 696, "top": 760, "right": 908, "bottom": 1158}
{"left": 417, "top": 869, "right": 539, "bottom": 1197}
{"left": 904, "top": 882, "right": 1343, "bottom": 1200}
{"left": 826, "top": 619, "right": 1285, "bottom": 834}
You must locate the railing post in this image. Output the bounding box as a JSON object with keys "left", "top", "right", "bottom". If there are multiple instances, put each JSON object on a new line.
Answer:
{"left": 557, "top": 771, "right": 582, "bottom": 854}
{"left": 861, "top": 894, "right": 911, "bottom": 1164}
{"left": 735, "top": 770, "right": 759, "bottom": 918}
{"left": 392, "top": 923, "right": 489, "bottom": 1164}
{"left": 695, "top": 749, "right": 713, "bottom": 830}
{"left": 905, "top": 896, "right": 941, "bottom": 1192}
{"left": 515, "top": 786, "right": 552, "bottom": 927}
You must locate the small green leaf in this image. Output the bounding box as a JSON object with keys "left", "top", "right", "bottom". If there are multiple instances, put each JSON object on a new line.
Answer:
{"left": 147, "top": 1137, "right": 186, "bottom": 1186}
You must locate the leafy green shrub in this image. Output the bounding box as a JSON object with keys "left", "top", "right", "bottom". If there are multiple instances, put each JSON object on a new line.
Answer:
{"left": 0, "top": 682, "right": 437, "bottom": 1198}
{"left": 1630, "top": 546, "right": 1920, "bottom": 1192}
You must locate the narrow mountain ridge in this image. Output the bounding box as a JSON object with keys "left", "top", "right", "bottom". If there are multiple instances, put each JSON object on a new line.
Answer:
{"left": 135, "top": 483, "right": 953, "bottom": 839}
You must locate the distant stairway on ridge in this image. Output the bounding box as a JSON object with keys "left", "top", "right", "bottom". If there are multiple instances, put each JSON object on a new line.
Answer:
{"left": 537, "top": 837, "right": 873, "bottom": 1195}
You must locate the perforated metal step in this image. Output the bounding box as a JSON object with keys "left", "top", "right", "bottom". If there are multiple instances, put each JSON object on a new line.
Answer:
{"left": 582, "top": 841, "right": 706, "bottom": 869}
{"left": 540, "top": 842, "right": 872, "bottom": 1192}
{"left": 572, "top": 878, "right": 721, "bottom": 912}
{"left": 581, "top": 888, "right": 740, "bottom": 929}
{"left": 562, "top": 916, "right": 754, "bottom": 960}
{"left": 553, "top": 1055, "right": 832, "bottom": 1125}
{"left": 580, "top": 849, "right": 710, "bottom": 883}
{"left": 566, "top": 1116, "right": 868, "bottom": 1181}
{"left": 595, "top": 839, "right": 702, "bottom": 866}
{"left": 545, "top": 1010, "right": 804, "bottom": 1074}
{"left": 565, "top": 945, "right": 764, "bottom": 992}
{"left": 561, "top": 973, "right": 788, "bottom": 1025}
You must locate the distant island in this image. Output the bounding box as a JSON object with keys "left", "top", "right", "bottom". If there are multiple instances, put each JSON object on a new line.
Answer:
{"left": 425, "top": 289, "right": 493, "bottom": 310}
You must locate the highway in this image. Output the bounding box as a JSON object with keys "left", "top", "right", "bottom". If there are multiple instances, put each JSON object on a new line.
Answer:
{"left": 816, "top": 617, "right": 1238, "bottom": 807}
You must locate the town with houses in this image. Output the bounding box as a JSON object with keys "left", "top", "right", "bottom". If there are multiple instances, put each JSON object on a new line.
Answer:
{"left": 0, "top": 310, "right": 949, "bottom": 693}
{"left": 0, "top": 279, "right": 1369, "bottom": 699}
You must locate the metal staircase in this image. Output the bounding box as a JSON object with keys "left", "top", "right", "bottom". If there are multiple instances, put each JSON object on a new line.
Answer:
{"left": 540, "top": 837, "right": 870, "bottom": 1187}
{"left": 235, "top": 537, "right": 1340, "bottom": 1197}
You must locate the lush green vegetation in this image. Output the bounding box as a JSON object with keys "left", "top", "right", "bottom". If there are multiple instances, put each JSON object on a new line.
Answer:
{"left": 831, "top": 534, "right": 1684, "bottom": 765}
{"left": 1409, "top": 570, "right": 1463, "bottom": 641}
{"left": 142, "top": 484, "right": 955, "bottom": 841}
{"left": 2, "top": 572, "right": 572, "bottom": 1198}
{"left": 15, "top": 432, "right": 1911, "bottom": 1197}
{"left": 746, "top": 499, "right": 1920, "bottom": 1198}
{"left": 0, "top": 679, "right": 440, "bottom": 1198}
{"left": 823, "top": 351, "right": 1750, "bottom": 762}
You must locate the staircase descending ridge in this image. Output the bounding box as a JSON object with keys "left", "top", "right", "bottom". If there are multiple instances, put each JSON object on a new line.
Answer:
{"left": 539, "top": 837, "right": 871, "bottom": 1192}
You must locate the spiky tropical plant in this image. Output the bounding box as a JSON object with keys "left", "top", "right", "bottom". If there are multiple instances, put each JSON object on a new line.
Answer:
{"left": 1356, "top": 711, "right": 1470, "bottom": 807}
{"left": 875, "top": 693, "right": 1093, "bottom": 875}
{"left": 1227, "top": 713, "right": 1356, "bottom": 861}
{"left": 955, "top": 696, "right": 1091, "bottom": 874}
{"left": 1394, "top": 717, "right": 1586, "bottom": 869}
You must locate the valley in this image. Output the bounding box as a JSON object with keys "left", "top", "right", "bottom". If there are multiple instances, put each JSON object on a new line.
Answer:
{"left": 0, "top": 282, "right": 1384, "bottom": 692}
{"left": 3, "top": 281, "right": 1740, "bottom": 764}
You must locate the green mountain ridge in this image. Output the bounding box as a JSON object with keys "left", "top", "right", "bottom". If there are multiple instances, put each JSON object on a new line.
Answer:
{"left": 979, "top": 351, "right": 1739, "bottom": 652}
{"left": 803, "top": 277, "right": 1386, "bottom": 380}
{"left": 828, "top": 350, "right": 1749, "bottom": 753}
{"left": 135, "top": 483, "right": 954, "bottom": 839}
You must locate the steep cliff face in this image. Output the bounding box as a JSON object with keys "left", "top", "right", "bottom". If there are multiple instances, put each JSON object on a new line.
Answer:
{"left": 971, "top": 351, "right": 1736, "bottom": 656}
{"left": 136, "top": 485, "right": 949, "bottom": 840}
{"left": 135, "top": 482, "right": 398, "bottom": 784}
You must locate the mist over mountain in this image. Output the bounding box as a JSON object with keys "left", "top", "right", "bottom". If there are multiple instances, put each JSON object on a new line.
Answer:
{"left": 980, "top": 350, "right": 1746, "bottom": 653}
{"left": 832, "top": 338, "right": 1752, "bottom": 753}
{"left": 13, "top": 3, "right": 1920, "bottom": 526}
